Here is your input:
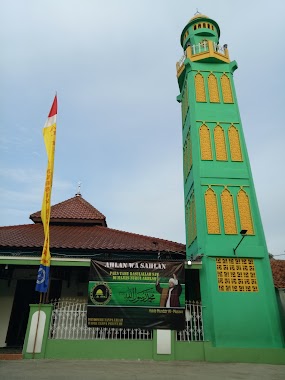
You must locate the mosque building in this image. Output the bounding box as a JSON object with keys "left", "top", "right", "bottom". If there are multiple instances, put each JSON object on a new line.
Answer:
{"left": 0, "top": 13, "right": 284, "bottom": 363}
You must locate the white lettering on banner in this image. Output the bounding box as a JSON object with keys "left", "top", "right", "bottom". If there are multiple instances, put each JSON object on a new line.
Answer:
{"left": 105, "top": 262, "right": 167, "bottom": 270}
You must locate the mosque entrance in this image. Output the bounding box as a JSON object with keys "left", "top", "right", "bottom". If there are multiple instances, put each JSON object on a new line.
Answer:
{"left": 5, "top": 279, "right": 61, "bottom": 348}
{"left": 5, "top": 280, "right": 40, "bottom": 347}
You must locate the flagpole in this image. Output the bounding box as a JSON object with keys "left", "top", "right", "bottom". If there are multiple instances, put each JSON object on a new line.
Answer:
{"left": 33, "top": 94, "right": 57, "bottom": 356}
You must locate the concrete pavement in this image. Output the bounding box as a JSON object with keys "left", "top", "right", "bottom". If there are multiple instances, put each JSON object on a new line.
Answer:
{"left": 0, "top": 360, "right": 285, "bottom": 380}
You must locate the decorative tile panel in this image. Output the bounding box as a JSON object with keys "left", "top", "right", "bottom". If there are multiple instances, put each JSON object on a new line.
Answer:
{"left": 186, "top": 193, "right": 197, "bottom": 247}
{"left": 200, "top": 124, "right": 213, "bottom": 160}
{"left": 205, "top": 188, "right": 220, "bottom": 234}
{"left": 183, "top": 132, "right": 192, "bottom": 181}
{"left": 195, "top": 73, "right": 206, "bottom": 102}
{"left": 221, "top": 74, "right": 234, "bottom": 103}
{"left": 237, "top": 189, "right": 254, "bottom": 235}
{"left": 216, "top": 258, "right": 258, "bottom": 292}
{"left": 214, "top": 125, "right": 227, "bottom": 161}
{"left": 182, "top": 85, "right": 188, "bottom": 124}
{"left": 221, "top": 188, "right": 237, "bottom": 234}
{"left": 228, "top": 125, "right": 243, "bottom": 161}
{"left": 208, "top": 73, "right": 220, "bottom": 103}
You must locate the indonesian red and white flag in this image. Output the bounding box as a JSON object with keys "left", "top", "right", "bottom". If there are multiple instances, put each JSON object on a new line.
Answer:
{"left": 36, "top": 95, "right": 57, "bottom": 293}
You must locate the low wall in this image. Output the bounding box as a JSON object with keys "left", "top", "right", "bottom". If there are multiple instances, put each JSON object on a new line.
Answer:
{"left": 23, "top": 305, "right": 285, "bottom": 364}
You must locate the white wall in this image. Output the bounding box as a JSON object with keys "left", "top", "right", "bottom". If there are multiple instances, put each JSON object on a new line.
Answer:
{"left": 0, "top": 279, "right": 16, "bottom": 347}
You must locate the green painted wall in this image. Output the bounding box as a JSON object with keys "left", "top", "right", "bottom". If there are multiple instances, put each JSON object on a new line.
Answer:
{"left": 22, "top": 303, "right": 285, "bottom": 363}
{"left": 23, "top": 304, "right": 53, "bottom": 359}
{"left": 177, "top": 15, "right": 284, "bottom": 349}
{"left": 44, "top": 340, "right": 153, "bottom": 360}
{"left": 200, "top": 257, "right": 283, "bottom": 347}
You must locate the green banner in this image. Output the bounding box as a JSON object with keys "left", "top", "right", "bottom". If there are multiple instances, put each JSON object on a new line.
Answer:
{"left": 87, "top": 260, "right": 185, "bottom": 330}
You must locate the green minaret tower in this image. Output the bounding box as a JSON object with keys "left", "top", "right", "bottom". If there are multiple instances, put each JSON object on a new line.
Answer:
{"left": 176, "top": 14, "right": 283, "bottom": 352}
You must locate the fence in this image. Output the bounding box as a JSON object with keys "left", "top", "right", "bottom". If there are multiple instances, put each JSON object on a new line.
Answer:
{"left": 176, "top": 301, "right": 204, "bottom": 341}
{"left": 48, "top": 299, "right": 204, "bottom": 342}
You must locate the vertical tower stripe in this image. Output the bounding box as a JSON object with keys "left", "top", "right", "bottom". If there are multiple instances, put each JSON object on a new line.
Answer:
{"left": 195, "top": 73, "right": 206, "bottom": 102}
{"left": 200, "top": 124, "right": 213, "bottom": 160}
{"left": 221, "top": 188, "right": 237, "bottom": 234}
{"left": 214, "top": 125, "right": 227, "bottom": 161}
{"left": 221, "top": 74, "right": 234, "bottom": 103}
{"left": 208, "top": 73, "right": 220, "bottom": 103}
{"left": 228, "top": 125, "right": 243, "bottom": 161}
{"left": 237, "top": 189, "right": 254, "bottom": 235}
{"left": 205, "top": 188, "right": 220, "bottom": 234}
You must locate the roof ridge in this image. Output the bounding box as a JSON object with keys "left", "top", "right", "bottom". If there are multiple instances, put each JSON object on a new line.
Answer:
{"left": 95, "top": 225, "right": 184, "bottom": 247}
{"left": 0, "top": 223, "right": 35, "bottom": 229}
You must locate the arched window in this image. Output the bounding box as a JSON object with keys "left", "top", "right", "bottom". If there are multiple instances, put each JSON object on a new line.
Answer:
{"left": 214, "top": 125, "right": 227, "bottom": 161}
{"left": 221, "top": 188, "right": 237, "bottom": 234}
{"left": 186, "top": 193, "right": 197, "bottom": 246}
{"left": 228, "top": 125, "right": 243, "bottom": 161}
{"left": 194, "top": 25, "right": 197, "bottom": 30}
{"left": 184, "top": 131, "right": 192, "bottom": 180}
{"left": 198, "top": 24, "right": 201, "bottom": 28}
{"left": 208, "top": 73, "right": 220, "bottom": 103}
{"left": 205, "top": 188, "right": 220, "bottom": 234}
{"left": 203, "top": 23, "right": 206, "bottom": 28}
{"left": 237, "top": 189, "right": 254, "bottom": 235}
{"left": 183, "top": 144, "right": 187, "bottom": 181}
{"left": 192, "top": 195, "right": 197, "bottom": 241}
{"left": 195, "top": 73, "right": 206, "bottom": 102}
{"left": 221, "top": 74, "right": 234, "bottom": 103}
{"left": 187, "top": 132, "right": 192, "bottom": 173}
{"left": 188, "top": 196, "right": 193, "bottom": 246}
{"left": 181, "top": 86, "right": 188, "bottom": 124}
{"left": 199, "top": 124, "right": 212, "bottom": 160}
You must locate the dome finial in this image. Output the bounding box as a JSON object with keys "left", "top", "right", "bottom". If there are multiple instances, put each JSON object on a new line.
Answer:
{"left": 75, "top": 181, "right": 82, "bottom": 197}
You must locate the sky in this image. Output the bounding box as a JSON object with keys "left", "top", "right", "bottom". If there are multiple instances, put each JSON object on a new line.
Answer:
{"left": 0, "top": 0, "right": 284, "bottom": 259}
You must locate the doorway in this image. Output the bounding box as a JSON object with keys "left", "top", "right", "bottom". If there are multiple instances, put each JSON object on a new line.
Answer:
{"left": 6, "top": 280, "right": 39, "bottom": 347}
{"left": 5, "top": 279, "right": 61, "bottom": 347}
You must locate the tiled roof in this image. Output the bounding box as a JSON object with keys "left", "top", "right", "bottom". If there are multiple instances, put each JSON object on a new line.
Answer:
{"left": 270, "top": 259, "right": 285, "bottom": 289}
{"left": 0, "top": 224, "right": 185, "bottom": 255}
{"left": 30, "top": 196, "right": 106, "bottom": 226}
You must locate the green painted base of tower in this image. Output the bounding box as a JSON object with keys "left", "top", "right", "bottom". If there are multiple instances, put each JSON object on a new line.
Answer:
{"left": 203, "top": 342, "right": 285, "bottom": 365}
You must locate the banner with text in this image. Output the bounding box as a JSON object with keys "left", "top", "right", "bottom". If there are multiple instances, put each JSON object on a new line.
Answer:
{"left": 87, "top": 260, "right": 185, "bottom": 330}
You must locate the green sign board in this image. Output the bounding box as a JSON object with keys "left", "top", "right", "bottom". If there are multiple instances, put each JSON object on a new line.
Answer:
{"left": 87, "top": 260, "right": 185, "bottom": 330}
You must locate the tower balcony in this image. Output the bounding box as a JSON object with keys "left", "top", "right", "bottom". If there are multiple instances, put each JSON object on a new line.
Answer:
{"left": 176, "top": 40, "right": 230, "bottom": 77}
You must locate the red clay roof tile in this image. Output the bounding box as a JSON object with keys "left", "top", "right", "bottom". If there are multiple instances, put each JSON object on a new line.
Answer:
{"left": 270, "top": 259, "right": 285, "bottom": 289}
{"left": 30, "top": 196, "right": 106, "bottom": 226}
{"left": 0, "top": 224, "right": 185, "bottom": 254}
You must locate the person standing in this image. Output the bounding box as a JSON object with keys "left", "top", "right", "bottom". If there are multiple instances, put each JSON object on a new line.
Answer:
{"left": 156, "top": 273, "right": 182, "bottom": 307}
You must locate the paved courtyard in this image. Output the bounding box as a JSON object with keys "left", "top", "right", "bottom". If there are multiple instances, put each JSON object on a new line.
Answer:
{"left": 0, "top": 360, "right": 285, "bottom": 380}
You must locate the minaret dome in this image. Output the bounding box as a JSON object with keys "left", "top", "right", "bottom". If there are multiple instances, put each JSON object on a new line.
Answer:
{"left": 180, "top": 13, "right": 220, "bottom": 50}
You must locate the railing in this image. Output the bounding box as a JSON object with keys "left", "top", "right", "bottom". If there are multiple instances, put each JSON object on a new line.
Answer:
{"left": 191, "top": 41, "right": 209, "bottom": 55}
{"left": 213, "top": 42, "right": 227, "bottom": 55}
{"left": 177, "top": 41, "right": 228, "bottom": 72}
{"left": 176, "top": 301, "right": 204, "bottom": 341}
{"left": 48, "top": 298, "right": 204, "bottom": 342}
{"left": 177, "top": 51, "right": 186, "bottom": 70}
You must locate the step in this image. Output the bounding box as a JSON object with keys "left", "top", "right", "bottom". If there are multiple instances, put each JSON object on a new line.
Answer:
{"left": 0, "top": 353, "right": 23, "bottom": 360}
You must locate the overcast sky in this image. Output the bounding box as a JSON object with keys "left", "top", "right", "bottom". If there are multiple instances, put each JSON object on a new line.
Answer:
{"left": 0, "top": 0, "right": 284, "bottom": 259}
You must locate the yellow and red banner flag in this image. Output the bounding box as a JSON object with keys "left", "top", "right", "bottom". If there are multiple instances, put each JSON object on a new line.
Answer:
{"left": 36, "top": 95, "right": 57, "bottom": 293}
